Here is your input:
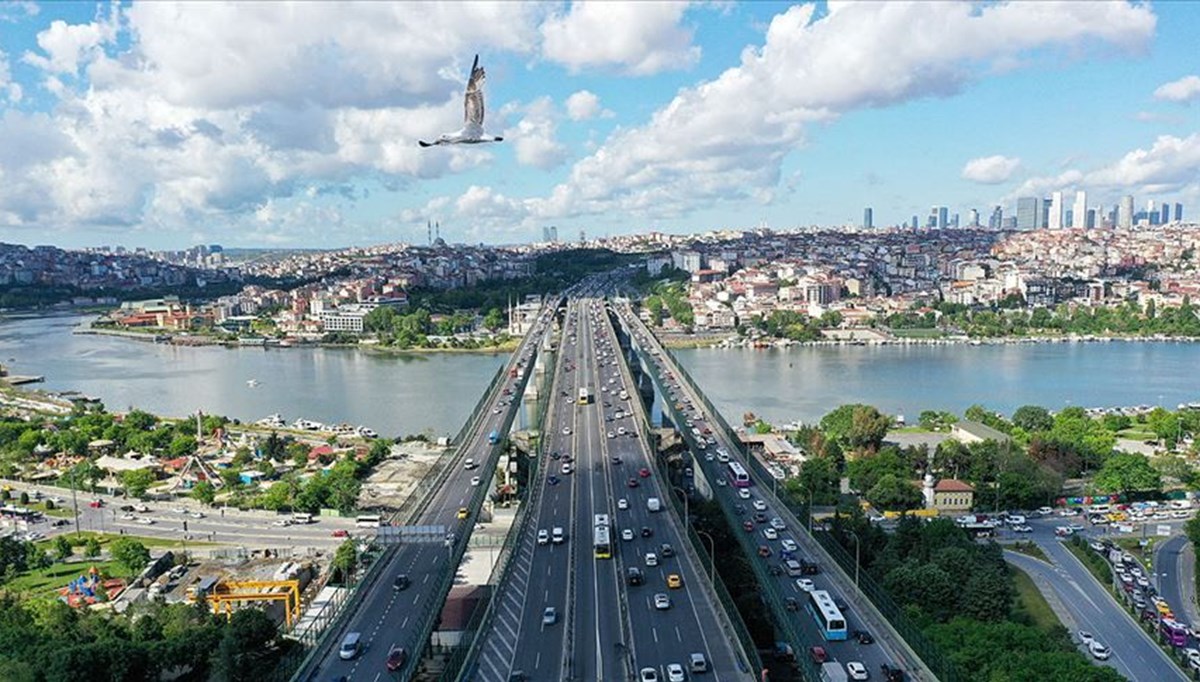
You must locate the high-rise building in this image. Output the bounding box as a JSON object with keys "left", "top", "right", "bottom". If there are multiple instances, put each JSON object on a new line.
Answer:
{"left": 1041, "top": 199, "right": 1051, "bottom": 228}
{"left": 1119, "top": 195, "right": 1134, "bottom": 228}
{"left": 911, "top": 214, "right": 918, "bottom": 230}
{"left": 988, "top": 206, "right": 1003, "bottom": 230}
{"left": 1072, "top": 191, "right": 1088, "bottom": 229}
{"left": 1016, "top": 197, "right": 1040, "bottom": 230}
{"left": 1086, "top": 209, "right": 1096, "bottom": 229}
{"left": 863, "top": 207, "right": 873, "bottom": 229}
{"left": 1176, "top": 203, "right": 1184, "bottom": 222}
{"left": 1162, "top": 202, "right": 1171, "bottom": 225}
{"left": 1048, "top": 191, "right": 1064, "bottom": 229}
{"left": 936, "top": 206, "right": 948, "bottom": 229}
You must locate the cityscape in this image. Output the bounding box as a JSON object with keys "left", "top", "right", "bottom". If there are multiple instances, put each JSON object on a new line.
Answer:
{"left": 0, "top": 3, "right": 1199, "bottom": 682}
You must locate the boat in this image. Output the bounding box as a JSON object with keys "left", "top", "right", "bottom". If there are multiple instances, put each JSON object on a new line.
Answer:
{"left": 357, "top": 426, "right": 379, "bottom": 439}
{"left": 246, "top": 379, "right": 260, "bottom": 388}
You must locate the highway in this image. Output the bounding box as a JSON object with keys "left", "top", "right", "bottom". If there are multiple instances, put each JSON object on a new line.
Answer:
{"left": 1155, "top": 534, "right": 1200, "bottom": 629}
{"left": 616, "top": 304, "right": 915, "bottom": 679}
{"left": 474, "top": 298, "right": 751, "bottom": 681}
{"left": 306, "top": 303, "right": 555, "bottom": 681}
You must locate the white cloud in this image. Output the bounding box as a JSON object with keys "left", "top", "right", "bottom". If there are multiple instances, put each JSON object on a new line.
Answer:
{"left": 0, "top": 1, "right": 39, "bottom": 23}
{"left": 1011, "top": 134, "right": 1200, "bottom": 200}
{"left": 505, "top": 97, "right": 568, "bottom": 169}
{"left": 484, "top": 1, "right": 1157, "bottom": 224}
{"left": 22, "top": 4, "right": 119, "bottom": 75}
{"left": 1153, "top": 75, "right": 1200, "bottom": 104}
{"left": 565, "top": 90, "right": 611, "bottom": 121}
{"left": 541, "top": 1, "right": 700, "bottom": 75}
{"left": 961, "top": 155, "right": 1021, "bottom": 184}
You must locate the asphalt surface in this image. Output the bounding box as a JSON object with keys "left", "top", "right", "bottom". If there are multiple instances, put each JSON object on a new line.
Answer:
{"left": 1155, "top": 534, "right": 1200, "bottom": 630}
{"left": 308, "top": 305, "right": 554, "bottom": 681}
{"left": 477, "top": 298, "right": 750, "bottom": 682}
{"left": 617, "top": 305, "right": 912, "bottom": 679}
{"left": 1004, "top": 517, "right": 1188, "bottom": 681}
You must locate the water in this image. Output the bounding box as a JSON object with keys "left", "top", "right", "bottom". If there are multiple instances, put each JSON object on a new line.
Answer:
{"left": 0, "top": 315, "right": 508, "bottom": 437}
{"left": 4, "top": 315, "right": 1198, "bottom": 435}
{"left": 671, "top": 342, "right": 1200, "bottom": 426}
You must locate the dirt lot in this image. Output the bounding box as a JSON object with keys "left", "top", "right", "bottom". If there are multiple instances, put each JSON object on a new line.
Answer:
{"left": 357, "top": 440, "right": 451, "bottom": 511}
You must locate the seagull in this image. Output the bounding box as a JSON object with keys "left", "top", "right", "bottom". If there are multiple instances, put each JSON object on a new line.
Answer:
{"left": 419, "top": 54, "right": 503, "bottom": 147}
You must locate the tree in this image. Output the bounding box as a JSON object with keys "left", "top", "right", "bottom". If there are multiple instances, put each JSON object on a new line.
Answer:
{"left": 110, "top": 538, "right": 151, "bottom": 574}
{"left": 793, "top": 456, "right": 840, "bottom": 505}
{"left": 820, "top": 404, "right": 891, "bottom": 453}
{"left": 330, "top": 539, "right": 357, "bottom": 584}
{"left": 120, "top": 469, "right": 158, "bottom": 499}
{"left": 191, "top": 481, "right": 216, "bottom": 506}
{"left": 482, "top": 307, "right": 505, "bottom": 332}
{"left": 168, "top": 435, "right": 198, "bottom": 458}
{"left": 124, "top": 410, "right": 158, "bottom": 432}
{"left": 866, "top": 473, "right": 923, "bottom": 511}
{"left": 18, "top": 491, "right": 28, "bottom": 505}
{"left": 1011, "top": 405, "right": 1053, "bottom": 433}
{"left": 1093, "top": 453, "right": 1161, "bottom": 495}
{"left": 53, "top": 536, "right": 73, "bottom": 562}
{"left": 84, "top": 537, "right": 102, "bottom": 558}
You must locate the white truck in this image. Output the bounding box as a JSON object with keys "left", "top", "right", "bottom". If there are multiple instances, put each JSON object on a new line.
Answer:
{"left": 647, "top": 497, "right": 662, "bottom": 513}
{"left": 820, "top": 662, "right": 849, "bottom": 682}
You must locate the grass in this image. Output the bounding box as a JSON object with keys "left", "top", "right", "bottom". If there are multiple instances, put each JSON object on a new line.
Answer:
{"left": 2, "top": 559, "right": 130, "bottom": 595}
{"left": 890, "top": 426, "right": 938, "bottom": 434}
{"left": 1064, "top": 537, "right": 1113, "bottom": 585}
{"left": 888, "top": 328, "right": 945, "bottom": 339}
{"left": 1008, "top": 540, "right": 1050, "bottom": 563}
{"left": 1117, "top": 428, "right": 1158, "bottom": 440}
{"left": 34, "top": 531, "right": 217, "bottom": 554}
{"left": 1010, "top": 566, "right": 1063, "bottom": 633}
{"left": 1113, "top": 537, "right": 1154, "bottom": 569}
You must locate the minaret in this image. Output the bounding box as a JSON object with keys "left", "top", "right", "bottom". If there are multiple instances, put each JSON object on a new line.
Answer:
{"left": 923, "top": 473, "right": 936, "bottom": 509}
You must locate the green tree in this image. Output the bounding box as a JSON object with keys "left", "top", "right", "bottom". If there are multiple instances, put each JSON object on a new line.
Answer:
{"left": 482, "top": 307, "right": 505, "bottom": 332}
{"left": 330, "top": 539, "right": 357, "bottom": 584}
{"left": 120, "top": 469, "right": 158, "bottom": 499}
{"left": 820, "top": 404, "right": 891, "bottom": 452}
{"left": 793, "top": 456, "right": 840, "bottom": 505}
{"left": 1093, "top": 453, "right": 1162, "bottom": 495}
{"left": 1011, "top": 405, "right": 1053, "bottom": 433}
{"left": 866, "top": 473, "right": 923, "bottom": 511}
{"left": 53, "top": 536, "right": 73, "bottom": 562}
{"left": 168, "top": 434, "right": 198, "bottom": 458}
{"left": 192, "top": 481, "right": 216, "bottom": 506}
{"left": 110, "top": 538, "right": 151, "bottom": 574}
{"left": 84, "top": 537, "right": 102, "bottom": 558}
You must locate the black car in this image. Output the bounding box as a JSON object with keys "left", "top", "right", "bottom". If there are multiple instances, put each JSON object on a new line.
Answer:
{"left": 610, "top": 456, "right": 622, "bottom": 465}
{"left": 835, "top": 598, "right": 849, "bottom": 612}
{"left": 641, "top": 526, "right": 653, "bottom": 538}
{"left": 854, "top": 630, "right": 874, "bottom": 645}
{"left": 393, "top": 574, "right": 410, "bottom": 591}
{"left": 753, "top": 512, "right": 768, "bottom": 524}
{"left": 547, "top": 475, "right": 560, "bottom": 486}
{"left": 627, "top": 567, "right": 644, "bottom": 585}
{"left": 880, "top": 664, "right": 905, "bottom": 682}
{"left": 660, "top": 543, "right": 674, "bottom": 558}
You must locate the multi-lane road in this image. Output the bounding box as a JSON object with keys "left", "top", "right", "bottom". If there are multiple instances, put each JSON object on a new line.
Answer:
{"left": 306, "top": 304, "right": 554, "bottom": 681}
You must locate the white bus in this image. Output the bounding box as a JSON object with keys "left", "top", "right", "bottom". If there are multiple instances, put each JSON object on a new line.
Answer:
{"left": 727, "top": 461, "right": 751, "bottom": 488}
{"left": 291, "top": 512, "right": 314, "bottom": 524}
{"left": 578, "top": 387, "right": 592, "bottom": 405}
{"left": 593, "top": 513, "right": 612, "bottom": 559}
{"left": 355, "top": 514, "right": 382, "bottom": 528}
{"left": 807, "top": 589, "right": 848, "bottom": 641}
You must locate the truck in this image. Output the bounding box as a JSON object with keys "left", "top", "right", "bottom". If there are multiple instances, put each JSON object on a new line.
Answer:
{"left": 646, "top": 497, "right": 661, "bottom": 513}
{"left": 488, "top": 430, "right": 500, "bottom": 444}
{"left": 820, "top": 663, "right": 848, "bottom": 682}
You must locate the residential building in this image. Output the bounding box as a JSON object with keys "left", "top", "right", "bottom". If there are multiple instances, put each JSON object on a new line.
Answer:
{"left": 950, "top": 420, "right": 1013, "bottom": 444}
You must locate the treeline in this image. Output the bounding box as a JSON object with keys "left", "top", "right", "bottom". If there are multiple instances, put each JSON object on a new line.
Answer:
{"left": 643, "top": 279, "right": 694, "bottom": 328}
{"left": 885, "top": 298, "right": 1200, "bottom": 338}
{"left": 0, "top": 595, "right": 290, "bottom": 682}
{"left": 747, "top": 309, "right": 844, "bottom": 342}
{"left": 353, "top": 305, "right": 507, "bottom": 349}
{"left": 830, "top": 514, "right": 1123, "bottom": 681}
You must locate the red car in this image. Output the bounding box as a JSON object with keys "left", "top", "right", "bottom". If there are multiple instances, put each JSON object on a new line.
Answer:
{"left": 331, "top": 529, "right": 349, "bottom": 538}
{"left": 809, "top": 646, "right": 827, "bottom": 664}
{"left": 638, "top": 468, "right": 651, "bottom": 478}
{"left": 742, "top": 521, "right": 755, "bottom": 532}
{"left": 627, "top": 478, "right": 639, "bottom": 488}
{"left": 88, "top": 500, "right": 103, "bottom": 508}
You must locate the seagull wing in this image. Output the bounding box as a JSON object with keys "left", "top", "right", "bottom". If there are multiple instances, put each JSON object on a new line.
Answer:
{"left": 463, "top": 54, "right": 486, "bottom": 128}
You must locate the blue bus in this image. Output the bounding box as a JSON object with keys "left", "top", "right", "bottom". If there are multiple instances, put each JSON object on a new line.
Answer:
{"left": 807, "top": 590, "right": 848, "bottom": 641}
{"left": 488, "top": 430, "right": 500, "bottom": 444}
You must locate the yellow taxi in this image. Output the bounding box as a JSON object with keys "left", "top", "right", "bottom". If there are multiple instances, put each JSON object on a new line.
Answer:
{"left": 456, "top": 507, "right": 469, "bottom": 519}
{"left": 667, "top": 573, "right": 682, "bottom": 589}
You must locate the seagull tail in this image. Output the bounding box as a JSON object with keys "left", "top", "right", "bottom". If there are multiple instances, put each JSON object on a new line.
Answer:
{"left": 418, "top": 140, "right": 433, "bottom": 148}
{"left": 493, "top": 136, "right": 504, "bottom": 143}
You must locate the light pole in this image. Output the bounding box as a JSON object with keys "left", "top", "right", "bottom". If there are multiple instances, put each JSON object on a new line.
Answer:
{"left": 848, "top": 530, "right": 861, "bottom": 590}
{"left": 697, "top": 529, "right": 716, "bottom": 582}
{"left": 806, "top": 487, "right": 814, "bottom": 534}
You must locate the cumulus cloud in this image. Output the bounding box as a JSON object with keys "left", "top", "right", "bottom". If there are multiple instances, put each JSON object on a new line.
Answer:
{"left": 505, "top": 97, "right": 568, "bottom": 169}
{"left": 469, "top": 1, "right": 1157, "bottom": 224}
{"left": 961, "top": 155, "right": 1021, "bottom": 184}
{"left": 0, "top": 1, "right": 38, "bottom": 23}
{"left": 1011, "top": 134, "right": 1200, "bottom": 200}
{"left": 1153, "top": 75, "right": 1200, "bottom": 104}
{"left": 21, "top": 4, "right": 119, "bottom": 75}
{"left": 0, "top": 49, "right": 20, "bottom": 102}
{"left": 565, "top": 90, "right": 611, "bottom": 121}
{"left": 541, "top": 1, "right": 700, "bottom": 75}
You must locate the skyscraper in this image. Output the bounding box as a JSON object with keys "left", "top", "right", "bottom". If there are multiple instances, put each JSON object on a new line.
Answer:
{"left": 1162, "top": 202, "right": 1171, "bottom": 225}
{"left": 1176, "top": 203, "right": 1184, "bottom": 222}
{"left": 967, "top": 209, "right": 978, "bottom": 228}
{"left": 911, "top": 215, "right": 919, "bottom": 230}
{"left": 1072, "top": 190, "right": 1088, "bottom": 229}
{"left": 1016, "top": 197, "right": 1040, "bottom": 231}
{"left": 1048, "top": 191, "right": 1064, "bottom": 229}
{"left": 863, "top": 207, "right": 873, "bottom": 229}
{"left": 988, "top": 205, "right": 1003, "bottom": 230}
{"left": 937, "top": 206, "right": 948, "bottom": 229}
{"left": 1119, "top": 195, "right": 1134, "bottom": 228}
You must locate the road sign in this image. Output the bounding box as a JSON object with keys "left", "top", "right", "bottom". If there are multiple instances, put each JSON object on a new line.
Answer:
{"left": 376, "top": 524, "right": 448, "bottom": 545}
{"left": 1157, "top": 524, "right": 1172, "bottom": 537}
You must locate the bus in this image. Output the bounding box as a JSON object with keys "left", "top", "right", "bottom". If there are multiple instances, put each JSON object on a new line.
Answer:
{"left": 1161, "top": 618, "right": 1189, "bottom": 646}
{"left": 807, "top": 590, "right": 848, "bottom": 641}
{"left": 578, "top": 387, "right": 592, "bottom": 405}
{"left": 593, "top": 513, "right": 612, "bottom": 559}
{"left": 355, "top": 514, "right": 382, "bottom": 528}
{"left": 291, "top": 512, "right": 314, "bottom": 524}
{"left": 727, "top": 461, "right": 751, "bottom": 488}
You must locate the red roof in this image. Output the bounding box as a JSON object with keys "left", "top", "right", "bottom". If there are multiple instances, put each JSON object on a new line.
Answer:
{"left": 934, "top": 479, "right": 974, "bottom": 493}
{"left": 309, "top": 445, "right": 335, "bottom": 459}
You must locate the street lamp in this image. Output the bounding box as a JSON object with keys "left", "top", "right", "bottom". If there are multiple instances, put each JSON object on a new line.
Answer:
{"left": 697, "top": 529, "right": 716, "bottom": 582}
{"left": 847, "top": 529, "right": 861, "bottom": 590}
{"left": 806, "top": 487, "right": 814, "bottom": 534}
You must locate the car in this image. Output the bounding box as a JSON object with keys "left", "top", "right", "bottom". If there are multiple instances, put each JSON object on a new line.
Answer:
{"left": 627, "top": 567, "right": 645, "bottom": 586}
{"left": 331, "top": 529, "right": 348, "bottom": 537}
{"left": 847, "top": 662, "right": 869, "bottom": 681}
{"left": 120, "top": 513, "right": 136, "bottom": 521}
{"left": 272, "top": 519, "right": 292, "bottom": 527}
{"left": 608, "top": 432, "right": 615, "bottom": 439}
{"left": 1077, "top": 630, "right": 1094, "bottom": 646}
{"left": 551, "top": 451, "right": 561, "bottom": 460}
{"left": 622, "top": 529, "right": 635, "bottom": 541}
{"left": 88, "top": 500, "right": 104, "bottom": 509}
{"left": 618, "top": 498, "right": 629, "bottom": 510}
{"left": 753, "top": 512, "right": 768, "bottom": 524}
{"left": 796, "top": 578, "right": 815, "bottom": 592}
{"left": 1012, "top": 525, "right": 1032, "bottom": 533}
{"left": 854, "top": 629, "right": 874, "bottom": 645}
{"left": 879, "top": 664, "right": 905, "bottom": 682}
{"left": 661, "top": 543, "right": 675, "bottom": 558}
{"left": 645, "top": 552, "right": 659, "bottom": 567}
{"left": 737, "top": 489, "right": 750, "bottom": 500}
{"left": 457, "top": 507, "right": 469, "bottom": 519}
{"left": 654, "top": 593, "right": 671, "bottom": 610}
{"left": 611, "top": 456, "right": 622, "bottom": 465}
{"left": 715, "top": 476, "right": 726, "bottom": 486}
{"left": 537, "top": 529, "right": 549, "bottom": 545}
{"left": 770, "top": 518, "right": 786, "bottom": 531}
{"left": 642, "top": 526, "right": 654, "bottom": 537}
{"left": 763, "top": 528, "right": 778, "bottom": 541}
{"left": 542, "top": 606, "right": 557, "bottom": 625}
{"left": 561, "top": 464, "right": 572, "bottom": 475}
{"left": 133, "top": 504, "right": 150, "bottom": 513}
{"left": 385, "top": 646, "right": 407, "bottom": 671}
{"left": 667, "top": 573, "right": 682, "bottom": 589}
{"left": 666, "top": 663, "right": 686, "bottom": 682}
{"left": 137, "top": 517, "right": 155, "bottom": 525}
{"left": 628, "top": 478, "right": 640, "bottom": 488}
{"left": 752, "top": 500, "right": 767, "bottom": 512}
{"left": 742, "top": 520, "right": 755, "bottom": 532}
{"left": 1088, "top": 641, "right": 1110, "bottom": 660}
{"left": 492, "top": 408, "right": 501, "bottom": 414}
{"left": 640, "top": 668, "right": 659, "bottom": 682}
{"left": 393, "top": 574, "right": 410, "bottom": 590}
{"left": 470, "top": 476, "right": 481, "bottom": 487}
{"left": 190, "top": 511, "right": 205, "bottom": 519}
{"left": 808, "top": 646, "right": 828, "bottom": 664}
{"left": 757, "top": 545, "right": 772, "bottom": 558}
{"left": 547, "top": 475, "right": 560, "bottom": 486}
{"left": 781, "top": 539, "right": 798, "bottom": 552}
{"left": 639, "top": 467, "right": 651, "bottom": 478}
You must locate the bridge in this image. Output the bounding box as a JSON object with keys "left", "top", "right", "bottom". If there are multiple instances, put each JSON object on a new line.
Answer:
{"left": 294, "top": 292, "right": 934, "bottom": 682}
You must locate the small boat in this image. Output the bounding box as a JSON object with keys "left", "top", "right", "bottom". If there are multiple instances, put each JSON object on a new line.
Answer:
{"left": 246, "top": 379, "right": 260, "bottom": 387}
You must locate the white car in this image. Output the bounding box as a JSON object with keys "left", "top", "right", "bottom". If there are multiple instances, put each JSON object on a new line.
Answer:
{"left": 781, "top": 539, "right": 798, "bottom": 552}
{"left": 645, "top": 552, "right": 659, "bottom": 567}
{"left": 562, "top": 464, "right": 572, "bottom": 475}
{"left": 752, "top": 500, "right": 767, "bottom": 512}
{"left": 189, "top": 512, "right": 205, "bottom": 519}
{"left": 562, "top": 427, "right": 572, "bottom": 435}
{"left": 796, "top": 578, "right": 815, "bottom": 592}
{"left": 654, "top": 593, "right": 671, "bottom": 610}
{"left": 470, "top": 476, "right": 481, "bottom": 487}
{"left": 763, "top": 528, "right": 778, "bottom": 541}
{"left": 622, "top": 529, "right": 635, "bottom": 541}
{"left": 640, "top": 668, "right": 659, "bottom": 682}
{"left": 737, "top": 489, "right": 751, "bottom": 500}
{"left": 1077, "top": 631, "right": 1094, "bottom": 645}
{"left": 137, "top": 517, "right": 155, "bottom": 525}
{"left": 272, "top": 519, "right": 291, "bottom": 527}
{"left": 1089, "top": 641, "right": 1111, "bottom": 660}
{"left": 847, "top": 661, "right": 869, "bottom": 681}
{"left": 666, "top": 663, "right": 685, "bottom": 682}
{"left": 770, "top": 518, "right": 786, "bottom": 531}
{"left": 608, "top": 432, "right": 615, "bottom": 439}
{"left": 173, "top": 507, "right": 188, "bottom": 514}
{"left": 120, "top": 513, "right": 136, "bottom": 521}
{"left": 537, "top": 529, "right": 549, "bottom": 545}
{"left": 618, "top": 498, "right": 629, "bottom": 510}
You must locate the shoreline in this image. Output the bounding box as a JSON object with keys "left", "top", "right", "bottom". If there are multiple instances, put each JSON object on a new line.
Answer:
{"left": 661, "top": 332, "right": 1200, "bottom": 350}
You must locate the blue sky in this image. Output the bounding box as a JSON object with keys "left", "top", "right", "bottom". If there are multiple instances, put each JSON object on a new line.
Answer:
{"left": 0, "top": 1, "right": 1197, "bottom": 249}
